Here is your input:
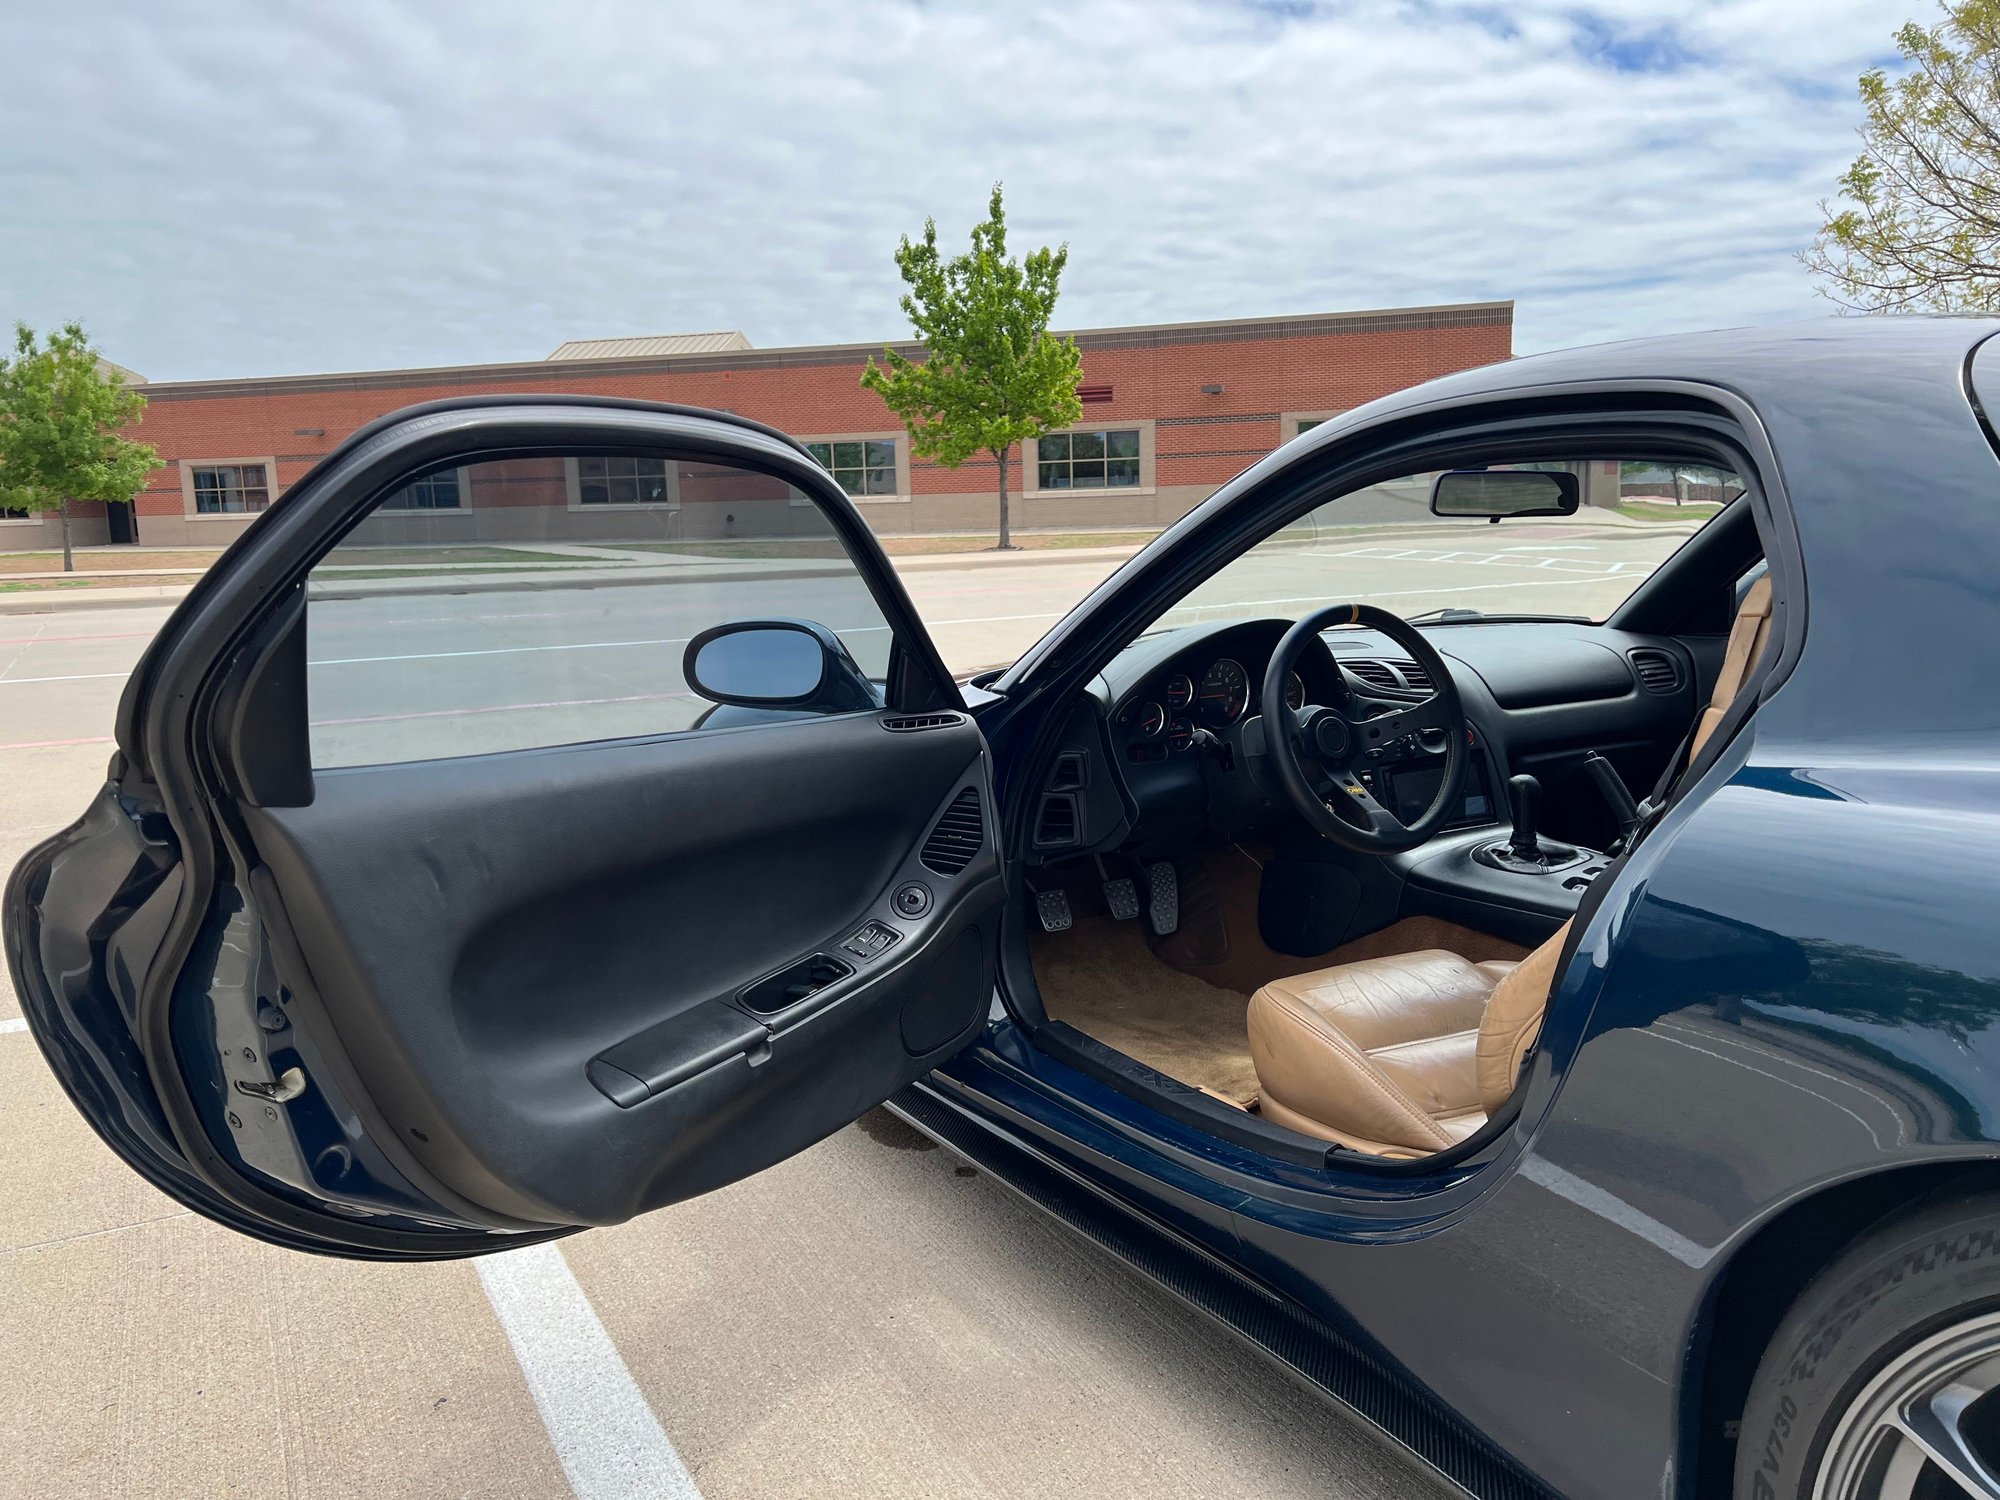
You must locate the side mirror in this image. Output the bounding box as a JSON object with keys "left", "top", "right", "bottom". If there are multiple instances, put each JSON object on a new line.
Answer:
{"left": 684, "top": 619, "right": 878, "bottom": 712}
{"left": 1430, "top": 469, "right": 1581, "bottom": 521}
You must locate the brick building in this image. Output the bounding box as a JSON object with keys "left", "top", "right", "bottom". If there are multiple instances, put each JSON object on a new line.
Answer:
{"left": 2, "top": 301, "right": 1512, "bottom": 550}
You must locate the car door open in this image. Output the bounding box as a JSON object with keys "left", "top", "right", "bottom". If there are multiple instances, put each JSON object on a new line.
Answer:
{"left": 5, "top": 399, "right": 1005, "bottom": 1258}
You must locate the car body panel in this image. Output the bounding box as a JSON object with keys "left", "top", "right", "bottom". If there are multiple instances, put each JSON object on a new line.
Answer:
{"left": 929, "top": 319, "right": 2000, "bottom": 1496}
{"left": 11, "top": 321, "right": 2000, "bottom": 1491}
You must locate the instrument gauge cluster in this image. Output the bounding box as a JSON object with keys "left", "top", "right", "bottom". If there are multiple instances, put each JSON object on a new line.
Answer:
{"left": 1118, "top": 647, "right": 1320, "bottom": 765}
{"left": 1198, "top": 658, "right": 1251, "bottom": 727}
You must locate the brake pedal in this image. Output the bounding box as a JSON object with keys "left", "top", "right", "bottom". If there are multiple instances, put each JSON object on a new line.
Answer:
{"left": 1102, "top": 876, "right": 1139, "bottom": 921}
{"left": 1144, "top": 862, "right": 1180, "bottom": 936}
{"left": 1034, "top": 889, "right": 1073, "bottom": 933}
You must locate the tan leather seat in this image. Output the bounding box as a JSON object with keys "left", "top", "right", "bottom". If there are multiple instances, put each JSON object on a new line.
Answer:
{"left": 1246, "top": 573, "right": 1775, "bottom": 1155}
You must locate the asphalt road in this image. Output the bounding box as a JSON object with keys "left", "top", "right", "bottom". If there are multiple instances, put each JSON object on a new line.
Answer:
{"left": 0, "top": 525, "right": 1698, "bottom": 1498}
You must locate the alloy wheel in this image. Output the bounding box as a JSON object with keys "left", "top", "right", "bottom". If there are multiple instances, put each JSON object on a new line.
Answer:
{"left": 1815, "top": 1310, "right": 2000, "bottom": 1498}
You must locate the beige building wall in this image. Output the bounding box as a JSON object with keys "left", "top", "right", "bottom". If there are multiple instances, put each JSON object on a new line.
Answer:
{"left": 0, "top": 511, "right": 114, "bottom": 551}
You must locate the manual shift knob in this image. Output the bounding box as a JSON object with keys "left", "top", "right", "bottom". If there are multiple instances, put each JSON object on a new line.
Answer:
{"left": 1506, "top": 774, "right": 1542, "bottom": 858}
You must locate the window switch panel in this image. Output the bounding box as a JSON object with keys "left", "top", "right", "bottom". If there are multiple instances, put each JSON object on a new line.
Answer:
{"left": 840, "top": 921, "right": 900, "bottom": 961}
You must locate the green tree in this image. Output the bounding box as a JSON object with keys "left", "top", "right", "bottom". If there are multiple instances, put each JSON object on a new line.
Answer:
{"left": 862, "top": 185, "right": 1084, "bottom": 550}
{"left": 0, "top": 323, "right": 159, "bottom": 571}
{"left": 1806, "top": 1, "right": 2000, "bottom": 311}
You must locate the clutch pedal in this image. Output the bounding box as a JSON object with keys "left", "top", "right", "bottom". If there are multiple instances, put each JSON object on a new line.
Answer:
{"left": 1034, "top": 888, "right": 1073, "bottom": 933}
{"left": 1144, "top": 862, "right": 1180, "bottom": 936}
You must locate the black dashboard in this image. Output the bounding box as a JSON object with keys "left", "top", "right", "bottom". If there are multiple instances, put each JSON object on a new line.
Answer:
{"left": 1029, "top": 615, "right": 1708, "bottom": 862}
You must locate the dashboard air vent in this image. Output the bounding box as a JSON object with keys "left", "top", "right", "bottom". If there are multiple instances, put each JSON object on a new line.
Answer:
{"left": 1344, "top": 659, "right": 1401, "bottom": 692}
{"left": 1033, "top": 793, "right": 1080, "bottom": 849}
{"left": 1346, "top": 659, "right": 1428, "bottom": 694}
{"left": 1048, "top": 752, "right": 1087, "bottom": 792}
{"left": 882, "top": 712, "right": 966, "bottom": 732}
{"left": 1629, "top": 649, "right": 1682, "bottom": 694}
{"left": 920, "top": 788, "right": 985, "bottom": 875}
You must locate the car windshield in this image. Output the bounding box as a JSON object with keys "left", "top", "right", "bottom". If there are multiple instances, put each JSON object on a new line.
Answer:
{"left": 1153, "top": 460, "right": 1738, "bottom": 633}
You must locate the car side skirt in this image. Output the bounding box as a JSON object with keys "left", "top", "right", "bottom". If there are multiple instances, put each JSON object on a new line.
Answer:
{"left": 886, "top": 1080, "right": 1555, "bottom": 1500}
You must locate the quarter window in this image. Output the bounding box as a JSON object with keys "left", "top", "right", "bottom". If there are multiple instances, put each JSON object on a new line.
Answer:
{"left": 576, "top": 456, "right": 672, "bottom": 506}
{"left": 806, "top": 440, "right": 898, "bottom": 497}
{"left": 380, "top": 469, "right": 464, "bottom": 510}
{"left": 192, "top": 463, "right": 271, "bottom": 514}
{"left": 1038, "top": 429, "right": 1140, "bottom": 490}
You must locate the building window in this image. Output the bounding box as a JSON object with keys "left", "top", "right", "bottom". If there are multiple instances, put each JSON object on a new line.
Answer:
{"left": 191, "top": 463, "right": 272, "bottom": 514}
{"left": 806, "top": 439, "right": 898, "bottom": 497}
{"left": 1283, "top": 411, "right": 1342, "bottom": 442}
{"left": 576, "top": 456, "right": 672, "bottom": 506}
{"left": 1038, "top": 429, "right": 1140, "bottom": 490}
{"left": 380, "top": 468, "right": 464, "bottom": 510}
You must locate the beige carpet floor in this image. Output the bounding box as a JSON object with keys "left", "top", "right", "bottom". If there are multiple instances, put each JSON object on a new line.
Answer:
{"left": 1025, "top": 845, "right": 1530, "bottom": 1111}
{"left": 1030, "top": 916, "right": 1262, "bottom": 1105}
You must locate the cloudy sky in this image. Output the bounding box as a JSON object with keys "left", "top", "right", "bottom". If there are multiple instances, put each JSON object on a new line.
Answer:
{"left": 2, "top": 0, "right": 1912, "bottom": 381}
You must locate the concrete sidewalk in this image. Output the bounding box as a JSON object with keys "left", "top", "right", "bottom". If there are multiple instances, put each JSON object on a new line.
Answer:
{"left": 0, "top": 542, "right": 1154, "bottom": 615}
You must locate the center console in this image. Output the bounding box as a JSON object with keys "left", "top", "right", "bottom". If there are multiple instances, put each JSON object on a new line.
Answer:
{"left": 1394, "top": 769, "right": 1611, "bottom": 941}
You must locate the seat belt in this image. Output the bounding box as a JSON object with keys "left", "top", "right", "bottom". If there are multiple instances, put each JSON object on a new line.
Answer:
{"left": 1627, "top": 664, "right": 1768, "bottom": 851}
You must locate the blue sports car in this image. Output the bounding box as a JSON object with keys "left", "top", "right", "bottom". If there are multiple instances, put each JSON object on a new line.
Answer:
{"left": 11, "top": 319, "right": 2000, "bottom": 1499}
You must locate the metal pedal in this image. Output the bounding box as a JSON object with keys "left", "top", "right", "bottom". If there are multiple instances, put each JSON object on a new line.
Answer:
{"left": 1144, "top": 862, "right": 1180, "bottom": 936}
{"left": 1102, "top": 877, "right": 1139, "bottom": 921}
{"left": 1034, "top": 889, "right": 1073, "bottom": 933}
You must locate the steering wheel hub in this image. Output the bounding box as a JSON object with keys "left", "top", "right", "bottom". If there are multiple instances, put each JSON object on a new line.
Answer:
{"left": 1311, "top": 713, "right": 1352, "bottom": 761}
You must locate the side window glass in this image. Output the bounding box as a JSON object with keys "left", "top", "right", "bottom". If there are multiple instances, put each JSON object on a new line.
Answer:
{"left": 306, "top": 451, "right": 893, "bottom": 768}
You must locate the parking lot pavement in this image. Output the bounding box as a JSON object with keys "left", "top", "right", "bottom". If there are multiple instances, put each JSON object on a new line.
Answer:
{"left": 0, "top": 555, "right": 1468, "bottom": 1500}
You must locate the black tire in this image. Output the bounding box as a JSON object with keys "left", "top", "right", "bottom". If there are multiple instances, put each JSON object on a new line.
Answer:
{"left": 1735, "top": 1188, "right": 2000, "bottom": 1498}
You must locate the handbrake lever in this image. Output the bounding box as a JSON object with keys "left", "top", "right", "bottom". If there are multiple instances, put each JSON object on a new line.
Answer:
{"left": 1582, "top": 752, "right": 1642, "bottom": 853}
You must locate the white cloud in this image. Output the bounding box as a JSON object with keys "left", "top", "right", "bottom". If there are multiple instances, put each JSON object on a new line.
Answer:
{"left": 0, "top": 0, "right": 1909, "bottom": 379}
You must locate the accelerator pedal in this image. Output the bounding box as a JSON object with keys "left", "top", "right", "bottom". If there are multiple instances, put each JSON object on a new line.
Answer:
{"left": 1034, "top": 888, "right": 1074, "bottom": 934}
{"left": 1144, "top": 862, "right": 1180, "bottom": 936}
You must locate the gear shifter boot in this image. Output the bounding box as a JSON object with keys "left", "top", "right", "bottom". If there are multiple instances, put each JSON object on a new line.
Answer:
{"left": 1475, "top": 773, "right": 1588, "bottom": 873}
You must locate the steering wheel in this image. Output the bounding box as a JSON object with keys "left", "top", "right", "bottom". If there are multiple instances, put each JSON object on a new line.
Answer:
{"left": 1261, "top": 604, "right": 1469, "bottom": 854}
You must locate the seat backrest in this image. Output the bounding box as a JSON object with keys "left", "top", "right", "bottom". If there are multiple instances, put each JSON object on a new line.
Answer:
{"left": 1476, "top": 924, "right": 1567, "bottom": 1111}
{"left": 1689, "top": 573, "right": 1773, "bottom": 759}
{"left": 1474, "top": 571, "right": 1776, "bottom": 1110}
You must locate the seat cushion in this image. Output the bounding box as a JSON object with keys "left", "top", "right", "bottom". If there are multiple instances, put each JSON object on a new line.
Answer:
{"left": 1247, "top": 949, "right": 1511, "bottom": 1154}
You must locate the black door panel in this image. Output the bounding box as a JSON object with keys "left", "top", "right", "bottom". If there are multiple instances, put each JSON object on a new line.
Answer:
{"left": 9, "top": 402, "right": 1006, "bottom": 1257}
{"left": 239, "top": 711, "right": 999, "bottom": 1225}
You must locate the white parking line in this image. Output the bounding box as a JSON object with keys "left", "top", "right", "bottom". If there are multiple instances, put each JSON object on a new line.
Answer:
{"left": 476, "top": 1241, "right": 703, "bottom": 1500}
{"left": 1, "top": 1018, "right": 27, "bottom": 1034}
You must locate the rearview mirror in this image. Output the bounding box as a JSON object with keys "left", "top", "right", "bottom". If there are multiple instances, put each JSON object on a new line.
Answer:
{"left": 1430, "top": 469, "right": 1581, "bottom": 521}
{"left": 684, "top": 619, "right": 878, "bottom": 711}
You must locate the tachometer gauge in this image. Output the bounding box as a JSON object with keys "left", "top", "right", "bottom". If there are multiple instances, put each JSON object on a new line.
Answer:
{"left": 1199, "top": 658, "right": 1250, "bottom": 727}
{"left": 1167, "top": 718, "right": 1195, "bottom": 753}
{"left": 1285, "top": 671, "right": 1306, "bottom": 711}
{"left": 1133, "top": 701, "right": 1166, "bottom": 738}
{"left": 1163, "top": 674, "right": 1194, "bottom": 711}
